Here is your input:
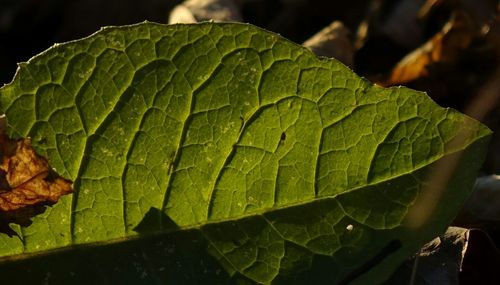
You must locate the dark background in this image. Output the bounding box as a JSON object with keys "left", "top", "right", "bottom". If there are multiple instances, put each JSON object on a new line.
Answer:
{"left": 0, "top": 0, "right": 372, "bottom": 85}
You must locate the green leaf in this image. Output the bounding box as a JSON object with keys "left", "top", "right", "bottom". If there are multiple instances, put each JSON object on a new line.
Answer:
{"left": 0, "top": 22, "right": 491, "bottom": 284}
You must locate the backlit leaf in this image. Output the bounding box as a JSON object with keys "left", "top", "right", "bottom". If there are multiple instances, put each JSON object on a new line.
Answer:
{"left": 0, "top": 22, "right": 491, "bottom": 284}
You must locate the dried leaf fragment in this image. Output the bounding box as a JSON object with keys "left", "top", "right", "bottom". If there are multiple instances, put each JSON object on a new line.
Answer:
{"left": 377, "top": 10, "right": 474, "bottom": 86}
{"left": 0, "top": 116, "right": 72, "bottom": 212}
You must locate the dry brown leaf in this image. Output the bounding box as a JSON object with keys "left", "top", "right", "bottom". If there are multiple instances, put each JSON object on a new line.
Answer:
{"left": 377, "top": 10, "right": 474, "bottom": 86}
{"left": 0, "top": 115, "right": 72, "bottom": 235}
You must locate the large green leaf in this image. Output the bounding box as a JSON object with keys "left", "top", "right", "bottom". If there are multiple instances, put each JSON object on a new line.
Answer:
{"left": 0, "top": 22, "right": 491, "bottom": 284}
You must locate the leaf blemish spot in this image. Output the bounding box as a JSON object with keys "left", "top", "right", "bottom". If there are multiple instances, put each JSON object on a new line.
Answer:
{"left": 346, "top": 224, "right": 354, "bottom": 231}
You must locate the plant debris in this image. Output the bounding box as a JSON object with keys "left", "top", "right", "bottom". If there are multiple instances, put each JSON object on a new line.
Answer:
{"left": 0, "top": 115, "right": 72, "bottom": 236}
{"left": 376, "top": 10, "right": 474, "bottom": 86}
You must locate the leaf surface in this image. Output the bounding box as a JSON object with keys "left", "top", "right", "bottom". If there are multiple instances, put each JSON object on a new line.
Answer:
{"left": 0, "top": 22, "right": 491, "bottom": 284}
